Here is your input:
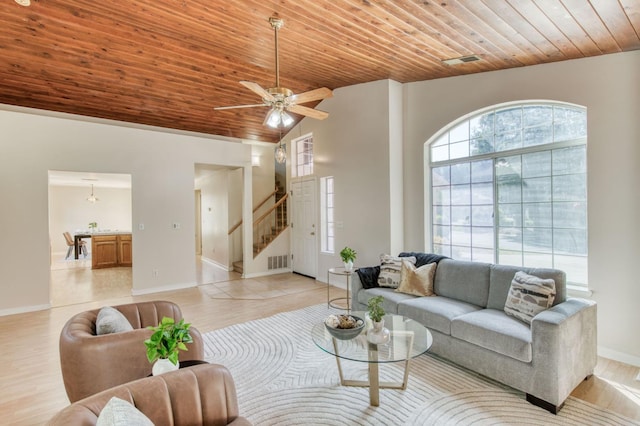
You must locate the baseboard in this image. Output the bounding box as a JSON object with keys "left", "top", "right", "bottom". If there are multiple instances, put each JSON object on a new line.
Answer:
{"left": 243, "top": 268, "right": 293, "bottom": 279}
{"left": 598, "top": 345, "right": 640, "bottom": 367}
{"left": 201, "top": 256, "right": 233, "bottom": 272}
{"left": 0, "top": 303, "right": 51, "bottom": 317}
{"left": 131, "top": 281, "right": 197, "bottom": 296}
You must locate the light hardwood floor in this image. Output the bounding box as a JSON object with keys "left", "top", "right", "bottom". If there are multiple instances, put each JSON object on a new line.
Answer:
{"left": 2, "top": 269, "right": 639, "bottom": 424}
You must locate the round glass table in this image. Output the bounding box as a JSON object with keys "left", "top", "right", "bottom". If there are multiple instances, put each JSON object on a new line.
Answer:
{"left": 311, "top": 312, "right": 432, "bottom": 406}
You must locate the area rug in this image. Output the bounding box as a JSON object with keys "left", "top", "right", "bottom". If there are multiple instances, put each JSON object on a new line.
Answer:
{"left": 202, "top": 304, "right": 637, "bottom": 425}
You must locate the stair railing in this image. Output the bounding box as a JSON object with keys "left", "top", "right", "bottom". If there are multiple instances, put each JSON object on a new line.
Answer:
{"left": 228, "top": 188, "right": 278, "bottom": 236}
{"left": 253, "top": 193, "right": 288, "bottom": 257}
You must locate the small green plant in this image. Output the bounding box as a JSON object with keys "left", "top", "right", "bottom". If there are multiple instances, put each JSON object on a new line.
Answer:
{"left": 367, "top": 295, "right": 385, "bottom": 323}
{"left": 144, "top": 317, "right": 193, "bottom": 366}
{"left": 340, "top": 247, "right": 357, "bottom": 263}
{"left": 88, "top": 222, "right": 97, "bottom": 230}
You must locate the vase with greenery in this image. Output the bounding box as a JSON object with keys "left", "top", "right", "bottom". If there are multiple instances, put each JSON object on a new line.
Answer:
{"left": 340, "top": 246, "right": 357, "bottom": 272}
{"left": 366, "top": 295, "right": 390, "bottom": 344}
{"left": 88, "top": 222, "right": 97, "bottom": 233}
{"left": 144, "top": 317, "right": 193, "bottom": 375}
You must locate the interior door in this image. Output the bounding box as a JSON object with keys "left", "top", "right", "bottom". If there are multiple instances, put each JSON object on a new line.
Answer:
{"left": 291, "top": 178, "right": 317, "bottom": 278}
{"left": 195, "top": 190, "right": 202, "bottom": 256}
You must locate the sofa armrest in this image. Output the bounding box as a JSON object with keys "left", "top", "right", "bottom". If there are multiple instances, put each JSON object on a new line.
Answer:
{"left": 530, "top": 298, "right": 597, "bottom": 405}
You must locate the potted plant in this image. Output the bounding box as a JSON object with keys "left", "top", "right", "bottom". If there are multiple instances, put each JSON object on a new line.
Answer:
{"left": 144, "top": 316, "right": 193, "bottom": 375}
{"left": 366, "top": 295, "right": 390, "bottom": 344}
{"left": 88, "top": 222, "right": 97, "bottom": 233}
{"left": 340, "top": 246, "right": 357, "bottom": 272}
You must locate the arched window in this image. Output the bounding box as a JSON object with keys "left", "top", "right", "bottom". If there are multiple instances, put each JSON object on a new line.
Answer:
{"left": 428, "top": 102, "right": 587, "bottom": 287}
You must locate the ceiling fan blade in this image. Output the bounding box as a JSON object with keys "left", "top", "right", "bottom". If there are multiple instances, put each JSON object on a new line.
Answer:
{"left": 289, "top": 87, "right": 333, "bottom": 105}
{"left": 287, "top": 104, "right": 329, "bottom": 120}
{"left": 240, "top": 81, "right": 275, "bottom": 102}
{"left": 214, "top": 104, "right": 266, "bottom": 110}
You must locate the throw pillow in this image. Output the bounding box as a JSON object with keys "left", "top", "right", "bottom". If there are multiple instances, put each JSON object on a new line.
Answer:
{"left": 356, "top": 266, "right": 380, "bottom": 289}
{"left": 96, "top": 397, "right": 154, "bottom": 426}
{"left": 504, "top": 271, "right": 556, "bottom": 325}
{"left": 378, "top": 254, "right": 416, "bottom": 288}
{"left": 399, "top": 252, "right": 448, "bottom": 268}
{"left": 96, "top": 306, "right": 134, "bottom": 335}
{"left": 396, "top": 260, "right": 437, "bottom": 297}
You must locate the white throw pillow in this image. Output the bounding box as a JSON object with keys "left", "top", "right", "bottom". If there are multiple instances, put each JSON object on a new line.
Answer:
{"left": 396, "top": 261, "right": 437, "bottom": 297}
{"left": 504, "top": 271, "right": 556, "bottom": 325}
{"left": 378, "top": 255, "right": 416, "bottom": 288}
{"left": 96, "top": 397, "right": 154, "bottom": 426}
{"left": 96, "top": 306, "right": 134, "bottom": 335}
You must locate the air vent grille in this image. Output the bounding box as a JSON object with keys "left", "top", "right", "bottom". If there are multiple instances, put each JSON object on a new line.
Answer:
{"left": 268, "top": 255, "right": 289, "bottom": 270}
{"left": 442, "top": 55, "right": 481, "bottom": 65}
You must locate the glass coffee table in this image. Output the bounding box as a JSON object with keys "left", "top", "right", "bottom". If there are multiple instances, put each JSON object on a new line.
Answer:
{"left": 311, "top": 312, "right": 432, "bottom": 406}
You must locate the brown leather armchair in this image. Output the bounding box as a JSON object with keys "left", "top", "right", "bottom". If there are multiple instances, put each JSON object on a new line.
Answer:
{"left": 48, "top": 363, "right": 252, "bottom": 425}
{"left": 59, "top": 300, "right": 205, "bottom": 402}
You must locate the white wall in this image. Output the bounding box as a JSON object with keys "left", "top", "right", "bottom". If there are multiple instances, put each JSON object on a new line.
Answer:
{"left": 0, "top": 107, "right": 251, "bottom": 314}
{"left": 49, "top": 185, "right": 132, "bottom": 253}
{"left": 198, "top": 170, "right": 230, "bottom": 268}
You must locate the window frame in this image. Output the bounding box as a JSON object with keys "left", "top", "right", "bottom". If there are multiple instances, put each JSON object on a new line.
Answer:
{"left": 320, "top": 176, "right": 335, "bottom": 254}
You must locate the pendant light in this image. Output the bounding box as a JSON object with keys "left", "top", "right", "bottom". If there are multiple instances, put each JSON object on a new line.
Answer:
{"left": 275, "top": 129, "right": 286, "bottom": 164}
{"left": 87, "top": 184, "right": 99, "bottom": 203}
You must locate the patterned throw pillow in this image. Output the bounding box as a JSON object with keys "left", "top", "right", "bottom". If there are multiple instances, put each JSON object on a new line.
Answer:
{"left": 96, "top": 397, "right": 154, "bottom": 426}
{"left": 504, "top": 271, "right": 556, "bottom": 325}
{"left": 395, "top": 260, "right": 437, "bottom": 297}
{"left": 378, "top": 254, "right": 416, "bottom": 288}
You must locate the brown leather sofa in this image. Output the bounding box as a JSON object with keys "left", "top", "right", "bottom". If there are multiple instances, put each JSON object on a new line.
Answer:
{"left": 59, "top": 300, "right": 205, "bottom": 402}
{"left": 48, "top": 363, "right": 252, "bottom": 425}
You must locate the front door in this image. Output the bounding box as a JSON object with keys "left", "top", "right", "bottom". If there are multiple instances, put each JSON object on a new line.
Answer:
{"left": 291, "top": 178, "right": 317, "bottom": 278}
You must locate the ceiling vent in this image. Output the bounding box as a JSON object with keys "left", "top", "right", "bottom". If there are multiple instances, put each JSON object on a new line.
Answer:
{"left": 442, "top": 55, "right": 481, "bottom": 66}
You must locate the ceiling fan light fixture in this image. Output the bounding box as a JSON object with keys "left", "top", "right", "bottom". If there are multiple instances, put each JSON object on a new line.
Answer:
{"left": 266, "top": 108, "right": 282, "bottom": 128}
{"left": 281, "top": 111, "right": 294, "bottom": 127}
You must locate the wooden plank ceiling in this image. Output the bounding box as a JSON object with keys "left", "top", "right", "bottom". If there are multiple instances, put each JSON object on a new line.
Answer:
{"left": 1, "top": 0, "right": 638, "bottom": 142}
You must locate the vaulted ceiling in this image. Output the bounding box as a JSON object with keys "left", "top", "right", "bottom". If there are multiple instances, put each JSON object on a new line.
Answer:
{"left": 2, "top": 1, "right": 638, "bottom": 143}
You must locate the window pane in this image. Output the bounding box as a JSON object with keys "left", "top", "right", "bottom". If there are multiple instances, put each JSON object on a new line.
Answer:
{"left": 495, "top": 107, "right": 522, "bottom": 134}
{"left": 523, "top": 227, "right": 552, "bottom": 253}
{"left": 433, "top": 206, "right": 450, "bottom": 225}
{"left": 472, "top": 205, "right": 493, "bottom": 226}
{"left": 495, "top": 130, "right": 522, "bottom": 151}
{"left": 451, "top": 185, "right": 470, "bottom": 205}
{"left": 433, "top": 244, "right": 451, "bottom": 257}
{"left": 522, "top": 151, "right": 551, "bottom": 178}
{"left": 553, "top": 174, "right": 586, "bottom": 202}
{"left": 499, "top": 227, "right": 522, "bottom": 251}
{"left": 553, "top": 145, "right": 586, "bottom": 175}
{"left": 472, "top": 182, "right": 493, "bottom": 205}
{"left": 433, "top": 225, "right": 450, "bottom": 245}
{"left": 433, "top": 186, "right": 450, "bottom": 205}
{"left": 498, "top": 180, "right": 521, "bottom": 203}
{"left": 451, "top": 225, "right": 471, "bottom": 246}
{"left": 472, "top": 226, "right": 494, "bottom": 249}
{"left": 433, "top": 134, "right": 448, "bottom": 147}
{"left": 523, "top": 252, "right": 553, "bottom": 268}
{"left": 470, "top": 112, "right": 494, "bottom": 138}
{"left": 524, "top": 105, "right": 553, "bottom": 127}
{"left": 472, "top": 247, "right": 494, "bottom": 263}
{"left": 554, "top": 202, "right": 587, "bottom": 229}
{"left": 450, "top": 141, "right": 469, "bottom": 159}
{"left": 432, "top": 166, "right": 450, "bottom": 185}
{"left": 524, "top": 124, "right": 553, "bottom": 147}
{"left": 451, "top": 205, "right": 471, "bottom": 225}
{"left": 450, "top": 122, "right": 469, "bottom": 143}
{"left": 523, "top": 203, "right": 551, "bottom": 228}
{"left": 470, "top": 137, "right": 493, "bottom": 155}
{"left": 499, "top": 204, "right": 521, "bottom": 227}
{"left": 451, "top": 163, "right": 470, "bottom": 184}
{"left": 554, "top": 107, "right": 587, "bottom": 141}
{"left": 554, "top": 255, "right": 588, "bottom": 285}
{"left": 471, "top": 160, "right": 493, "bottom": 183}
{"left": 499, "top": 250, "right": 523, "bottom": 267}
{"left": 452, "top": 245, "right": 472, "bottom": 261}
{"left": 432, "top": 145, "right": 449, "bottom": 162}
{"left": 523, "top": 177, "right": 551, "bottom": 202}
{"left": 554, "top": 228, "right": 587, "bottom": 255}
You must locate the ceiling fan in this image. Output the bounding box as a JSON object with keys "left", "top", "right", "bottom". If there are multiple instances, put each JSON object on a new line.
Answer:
{"left": 214, "top": 17, "right": 333, "bottom": 128}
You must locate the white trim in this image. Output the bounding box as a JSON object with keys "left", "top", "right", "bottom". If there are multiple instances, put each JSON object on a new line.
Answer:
{"left": 131, "top": 281, "right": 197, "bottom": 296}
{"left": 242, "top": 268, "right": 293, "bottom": 279}
{"left": 201, "top": 256, "right": 233, "bottom": 272}
{"left": 566, "top": 285, "right": 593, "bottom": 298}
{"left": 0, "top": 303, "right": 50, "bottom": 317}
{"left": 598, "top": 346, "right": 640, "bottom": 368}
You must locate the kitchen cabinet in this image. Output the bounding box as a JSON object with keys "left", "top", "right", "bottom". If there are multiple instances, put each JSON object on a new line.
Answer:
{"left": 92, "top": 233, "right": 132, "bottom": 269}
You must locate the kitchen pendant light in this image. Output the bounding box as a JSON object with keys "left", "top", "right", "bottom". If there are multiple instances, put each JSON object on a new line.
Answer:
{"left": 87, "top": 184, "right": 99, "bottom": 203}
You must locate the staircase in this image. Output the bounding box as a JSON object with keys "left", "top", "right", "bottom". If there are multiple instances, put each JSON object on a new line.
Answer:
{"left": 229, "top": 191, "right": 289, "bottom": 273}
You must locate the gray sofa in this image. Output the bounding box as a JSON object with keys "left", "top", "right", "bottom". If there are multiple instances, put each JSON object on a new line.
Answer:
{"left": 351, "top": 257, "right": 597, "bottom": 413}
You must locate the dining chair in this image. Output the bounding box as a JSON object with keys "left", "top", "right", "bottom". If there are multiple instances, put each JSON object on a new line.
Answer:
{"left": 63, "top": 231, "right": 86, "bottom": 259}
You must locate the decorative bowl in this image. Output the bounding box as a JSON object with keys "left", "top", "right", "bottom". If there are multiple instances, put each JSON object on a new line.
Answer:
{"left": 324, "top": 314, "right": 365, "bottom": 340}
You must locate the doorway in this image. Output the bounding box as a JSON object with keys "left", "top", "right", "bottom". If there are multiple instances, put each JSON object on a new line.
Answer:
{"left": 48, "top": 171, "right": 133, "bottom": 307}
{"left": 291, "top": 177, "right": 318, "bottom": 278}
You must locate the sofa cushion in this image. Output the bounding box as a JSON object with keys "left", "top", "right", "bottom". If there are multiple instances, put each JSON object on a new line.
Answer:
{"left": 96, "top": 306, "right": 134, "bottom": 335}
{"left": 487, "top": 264, "right": 566, "bottom": 310}
{"left": 357, "top": 287, "right": 415, "bottom": 314}
{"left": 451, "top": 309, "right": 532, "bottom": 362}
{"left": 356, "top": 266, "right": 380, "bottom": 289}
{"left": 96, "top": 397, "right": 154, "bottom": 426}
{"left": 434, "top": 259, "right": 491, "bottom": 308}
{"left": 504, "top": 272, "right": 556, "bottom": 324}
{"left": 399, "top": 252, "right": 448, "bottom": 268}
{"left": 398, "top": 296, "right": 481, "bottom": 335}
{"left": 378, "top": 255, "right": 416, "bottom": 288}
{"left": 395, "top": 261, "right": 436, "bottom": 297}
